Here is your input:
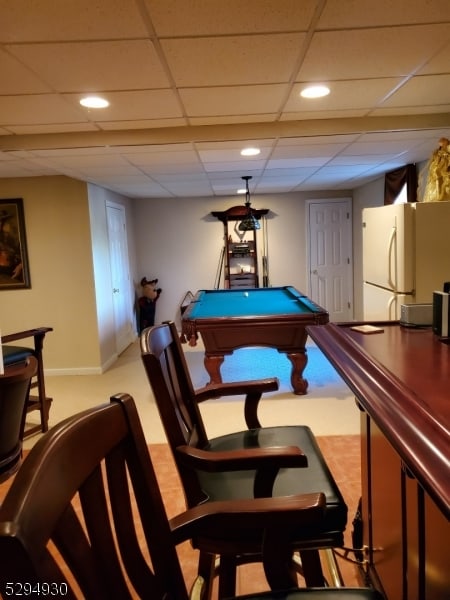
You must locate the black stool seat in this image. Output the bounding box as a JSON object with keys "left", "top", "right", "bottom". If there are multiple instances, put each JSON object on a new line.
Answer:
{"left": 1, "top": 328, "right": 53, "bottom": 438}
{"left": 200, "top": 426, "right": 347, "bottom": 540}
{"left": 3, "top": 346, "right": 34, "bottom": 366}
{"left": 0, "top": 357, "right": 38, "bottom": 482}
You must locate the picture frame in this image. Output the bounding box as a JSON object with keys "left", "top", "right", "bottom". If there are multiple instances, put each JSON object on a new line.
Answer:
{"left": 0, "top": 198, "right": 31, "bottom": 289}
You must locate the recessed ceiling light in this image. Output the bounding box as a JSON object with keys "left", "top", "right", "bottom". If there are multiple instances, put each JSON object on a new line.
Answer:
{"left": 241, "top": 147, "right": 261, "bottom": 157}
{"left": 80, "top": 96, "right": 109, "bottom": 108}
{"left": 300, "top": 85, "right": 330, "bottom": 99}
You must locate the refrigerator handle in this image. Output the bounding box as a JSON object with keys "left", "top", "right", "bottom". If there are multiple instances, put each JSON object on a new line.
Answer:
{"left": 387, "top": 294, "right": 397, "bottom": 320}
{"left": 387, "top": 226, "right": 397, "bottom": 292}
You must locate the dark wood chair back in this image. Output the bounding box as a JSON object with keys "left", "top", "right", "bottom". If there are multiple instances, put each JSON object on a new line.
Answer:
{"left": 140, "top": 322, "right": 348, "bottom": 597}
{"left": 0, "top": 393, "right": 383, "bottom": 600}
{"left": 140, "top": 320, "right": 210, "bottom": 504}
{"left": 0, "top": 394, "right": 188, "bottom": 600}
{"left": 0, "top": 356, "right": 37, "bottom": 482}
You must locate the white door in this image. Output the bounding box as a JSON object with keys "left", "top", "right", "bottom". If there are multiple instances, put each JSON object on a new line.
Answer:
{"left": 106, "top": 202, "right": 133, "bottom": 354}
{"left": 307, "top": 199, "right": 353, "bottom": 322}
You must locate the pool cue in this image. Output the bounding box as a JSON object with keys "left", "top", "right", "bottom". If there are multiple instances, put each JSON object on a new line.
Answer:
{"left": 214, "top": 246, "right": 225, "bottom": 289}
{"left": 262, "top": 215, "right": 269, "bottom": 287}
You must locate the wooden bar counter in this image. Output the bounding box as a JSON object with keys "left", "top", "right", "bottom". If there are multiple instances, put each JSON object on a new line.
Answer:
{"left": 307, "top": 322, "right": 449, "bottom": 600}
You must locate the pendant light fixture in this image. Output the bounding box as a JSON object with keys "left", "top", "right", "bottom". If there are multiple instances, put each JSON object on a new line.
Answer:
{"left": 238, "top": 175, "right": 260, "bottom": 231}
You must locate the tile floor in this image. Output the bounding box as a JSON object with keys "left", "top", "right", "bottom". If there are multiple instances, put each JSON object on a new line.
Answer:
{"left": 7, "top": 335, "right": 366, "bottom": 596}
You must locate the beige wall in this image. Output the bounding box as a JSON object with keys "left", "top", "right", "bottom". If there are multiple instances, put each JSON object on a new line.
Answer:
{"left": 0, "top": 176, "right": 100, "bottom": 370}
{"left": 87, "top": 183, "right": 138, "bottom": 369}
{"left": 0, "top": 176, "right": 138, "bottom": 373}
{"left": 1, "top": 171, "right": 392, "bottom": 374}
{"left": 132, "top": 189, "right": 352, "bottom": 327}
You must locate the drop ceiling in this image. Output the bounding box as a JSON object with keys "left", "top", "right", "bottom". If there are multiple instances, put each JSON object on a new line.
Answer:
{"left": 1, "top": 0, "right": 449, "bottom": 198}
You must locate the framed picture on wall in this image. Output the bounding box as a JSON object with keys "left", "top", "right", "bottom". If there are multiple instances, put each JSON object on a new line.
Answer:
{"left": 0, "top": 198, "right": 31, "bottom": 289}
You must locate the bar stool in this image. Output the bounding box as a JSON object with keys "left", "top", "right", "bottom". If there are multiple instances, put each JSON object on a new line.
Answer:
{"left": 2, "top": 327, "right": 53, "bottom": 438}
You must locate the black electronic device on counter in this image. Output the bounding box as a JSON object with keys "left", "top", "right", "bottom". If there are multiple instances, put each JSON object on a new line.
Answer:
{"left": 433, "top": 290, "right": 450, "bottom": 337}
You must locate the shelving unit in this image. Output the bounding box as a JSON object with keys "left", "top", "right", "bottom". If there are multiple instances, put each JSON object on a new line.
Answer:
{"left": 212, "top": 205, "right": 268, "bottom": 289}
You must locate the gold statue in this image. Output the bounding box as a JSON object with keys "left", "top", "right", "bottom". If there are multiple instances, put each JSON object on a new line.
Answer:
{"left": 422, "top": 137, "right": 450, "bottom": 202}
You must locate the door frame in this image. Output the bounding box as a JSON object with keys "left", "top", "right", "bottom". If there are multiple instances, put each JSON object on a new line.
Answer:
{"left": 306, "top": 197, "right": 354, "bottom": 321}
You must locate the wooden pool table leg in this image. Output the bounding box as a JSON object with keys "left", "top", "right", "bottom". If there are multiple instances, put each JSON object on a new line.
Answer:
{"left": 285, "top": 351, "right": 308, "bottom": 395}
{"left": 204, "top": 354, "right": 225, "bottom": 385}
{"left": 204, "top": 349, "right": 309, "bottom": 395}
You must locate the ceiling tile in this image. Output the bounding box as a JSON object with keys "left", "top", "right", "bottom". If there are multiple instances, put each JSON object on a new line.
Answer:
{"left": 418, "top": 42, "right": 450, "bottom": 75}
{"left": 125, "top": 149, "right": 200, "bottom": 166}
{"left": 298, "top": 25, "right": 450, "bottom": 81}
{"left": 339, "top": 139, "right": 415, "bottom": 155}
{"left": 152, "top": 172, "right": 209, "bottom": 183}
{"left": 0, "top": 50, "right": 51, "bottom": 94}
{"left": 160, "top": 181, "right": 214, "bottom": 196}
{"left": 0, "top": 94, "right": 87, "bottom": 124}
{"left": 381, "top": 74, "right": 450, "bottom": 107}
{"left": 0, "top": 0, "right": 148, "bottom": 42}
{"left": 202, "top": 160, "right": 267, "bottom": 173}
{"left": 161, "top": 33, "right": 306, "bottom": 87}
{"left": 7, "top": 40, "right": 172, "bottom": 91}
{"left": 198, "top": 147, "right": 271, "bottom": 163}
{"left": 32, "top": 153, "right": 131, "bottom": 169}
{"left": 140, "top": 163, "right": 206, "bottom": 175}
{"left": 63, "top": 90, "right": 184, "bottom": 121}
{"left": 0, "top": 161, "right": 52, "bottom": 177}
{"left": 285, "top": 78, "right": 403, "bottom": 114}
{"left": 267, "top": 157, "right": 330, "bottom": 168}
{"left": 145, "top": 0, "right": 317, "bottom": 36}
{"left": 0, "top": 1, "right": 449, "bottom": 197}
{"left": 318, "top": 0, "right": 450, "bottom": 28}
{"left": 270, "top": 142, "right": 348, "bottom": 159}
{"left": 179, "top": 84, "right": 288, "bottom": 117}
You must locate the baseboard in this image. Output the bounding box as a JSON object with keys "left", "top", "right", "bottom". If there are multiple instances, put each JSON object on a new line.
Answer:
{"left": 45, "top": 353, "right": 118, "bottom": 376}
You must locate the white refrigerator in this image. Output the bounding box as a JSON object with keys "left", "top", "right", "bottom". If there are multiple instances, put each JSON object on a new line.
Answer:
{"left": 362, "top": 201, "right": 450, "bottom": 320}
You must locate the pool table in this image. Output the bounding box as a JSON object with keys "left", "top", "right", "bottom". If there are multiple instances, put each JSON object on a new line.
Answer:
{"left": 181, "top": 286, "right": 328, "bottom": 394}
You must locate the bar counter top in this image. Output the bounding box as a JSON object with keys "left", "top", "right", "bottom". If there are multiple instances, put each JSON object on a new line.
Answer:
{"left": 307, "top": 322, "right": 449, "bottom": 519}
